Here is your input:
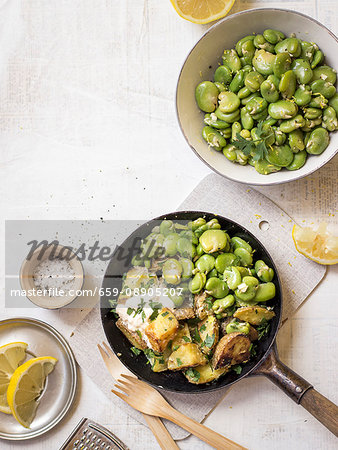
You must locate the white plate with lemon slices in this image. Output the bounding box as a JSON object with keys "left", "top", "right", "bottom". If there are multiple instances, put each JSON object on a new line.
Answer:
{"left": 0, "top": 318, "right": 77, "bottom": 440}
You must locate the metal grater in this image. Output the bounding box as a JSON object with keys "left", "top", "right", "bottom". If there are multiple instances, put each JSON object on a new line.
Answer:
{"left": 59, "top": 418, "right": 129, "bottom": 450}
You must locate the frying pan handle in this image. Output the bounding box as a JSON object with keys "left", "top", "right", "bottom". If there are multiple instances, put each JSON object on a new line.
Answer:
{"left": 253, "top": 343, "right": 338, "bottom": 436}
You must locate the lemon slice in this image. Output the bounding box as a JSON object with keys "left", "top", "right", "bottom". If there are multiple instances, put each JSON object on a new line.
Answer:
{"left": 0, "top": 342, "right": 28, "bottom": 414}
{"left": 170, "top": 0, "right": 235, "bottom": 24}
{"left": 7, "top": 356, "right": 57, "bottom": 428}
{"left": 292, "top": 223, "right": 338, "bottom": 265}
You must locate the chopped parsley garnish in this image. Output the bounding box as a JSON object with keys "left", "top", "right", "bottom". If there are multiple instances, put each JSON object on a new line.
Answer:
{"left": 205, "top": 297, "right": 214, "bottom": 310}
{"left": 185, "top": 368, "right": 200, "bottom": 382}
{"left": 108, "top": 299, "right": 118, "bottom": 317}
{"left": 149, "top": 309, "right": 159, "bottom": 321}
{"left": 161, "top": 311, "right": 169, "bottom": 317}
{"left": 131, "top": 347, "right": 141, "bottom": 356}
{"left": 172, "top": 345, "right": 179, "bottom": 352}
{"left": 199, "top": 324, "right": 206, "bottom": 332}
{"left": 136, "top": 330, "right": 142, "bottom": 340}
{"left": 182, "top": 336, "right": 191, "bottom": 343}
{"left": 193, "top": 328, "right": 201, "bottom": 343}
{"left": 232, "top": 121, "right": 273, "bottom": 162}
{"left": 176, "top": 358, "right": 183, "bottom": 367}
{"left": 249, "top": 343, "right": 258, "bottom": 357}
{"left": 127, "top": 307, "right": 134, "bottom": 316}
{"left": 203, "top": 333, "right": 215, "bottom": 349}
{"left": 232, "top": 365, "right": 242, "bottom": 375}
{"left": 257, "top": 318, "right": 271, "bottom": 340}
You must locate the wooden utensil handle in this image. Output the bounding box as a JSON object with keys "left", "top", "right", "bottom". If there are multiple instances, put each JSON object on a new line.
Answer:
{"left": 254, "top": 343, "right": 338, "bottom": 436}
{"left": 162, "top": 406, "right": 247, "bottom": 450}
{"left": 143, "top": 414, "right": 179, "bottom": 450}
{"left": 300, "top": 388, "right": 338, "bottom": 437}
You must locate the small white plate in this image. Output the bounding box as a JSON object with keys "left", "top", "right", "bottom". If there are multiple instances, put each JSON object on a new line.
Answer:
{"left": 0, "top": 318, "right": 77, "bottom": 441}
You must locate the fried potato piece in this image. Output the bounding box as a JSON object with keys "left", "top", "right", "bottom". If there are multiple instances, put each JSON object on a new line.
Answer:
{"left": 198, "top": 315, "right": 219, "bottom": 355}
{"left": 184, "top": 363, "right": 228, "bottom": 384}
{"left": 168, "top": 343, "right": 207, "bottom": 371}
{"left": 194, "top": 291, "right": 213, "bottom": 320}
{"left": 145, "top": 308, "right": 179, "bottom": 353}
{"left": 234, "top": 306, "right": 275, "bottom": 326}
{"left": 169, "top": 307, "right": 195, "bottom": 321}
{"left": 145, "top": 348, "right": 171, "bottom": 373}
{"left": 248, "top": 325, "right": 259, "bottom": 341}
{"left": 116, "top": 318, "right": 148, "bottom": 350}
{"left": 171, "top": 323, "right": 191, "bottom": 351}
{"left": 212, "top": 332, "right": 251, "bottom": 369}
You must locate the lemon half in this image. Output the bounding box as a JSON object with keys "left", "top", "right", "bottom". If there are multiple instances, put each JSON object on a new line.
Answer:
{"left": 0, "top": 342, "right": 28, "bottom": 414}
{"left": 7, "top": 356, "right": 57, "bottom": 428}
{"left": 170, "top": 0, "right": 235, "bottom": 24}
{"left": 292, "top": 223, "right": 338, "bottom": 265}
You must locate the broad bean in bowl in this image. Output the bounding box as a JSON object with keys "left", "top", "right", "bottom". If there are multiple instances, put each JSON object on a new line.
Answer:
{"left": 195, "top": 29, "right": 337, "bottom": 175}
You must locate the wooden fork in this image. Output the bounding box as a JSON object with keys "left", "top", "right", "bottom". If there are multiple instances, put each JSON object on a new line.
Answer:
{"left": 98, "top": 343, "right": 179, "bottom": 450}
{"left": 112, "top": 374, "right": 247, "bottom": 450}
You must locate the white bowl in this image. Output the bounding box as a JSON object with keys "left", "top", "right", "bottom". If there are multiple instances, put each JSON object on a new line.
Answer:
{"left": 176, "top": 8, "right": 338, "bottom": 186}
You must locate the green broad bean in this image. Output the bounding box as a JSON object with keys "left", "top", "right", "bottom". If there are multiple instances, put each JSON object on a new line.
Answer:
{"left": 195, "top": 254, "right": 216, "bottom": 274}
{"left": 200, "top": 229, "right": 229, "bottom": 253}
{"left": 234, "top": 247, "right": 253, "bottom": 266}
{"left": 144, "top": 259, "right": 151, "bottom": 269}
{"left": 236, "top": 267, "right": 252, "bottom": 277}
{"left": 304, "top": 131, "right": 311, "bottom": 146}
{"left": 177, "top": 237, "right": 196, "bottom": 258}
{"left": 238, "top": 86, "right": 251, "bottom": 99}
{"left": 223, "top": 267, "right": 242, "bottom": 290}
{"left": 195, "top": 81, "right": 219, "bottom": 112}
{"left": 263, "top": 29, "right": 285, "bottom": 44}
{"left": 294, "top": 85, "right": 312, "bottom": 106}
{"left": 268, "top": 100, "right": 298, "bottom": 119}
{"left": 229, "top": 69, "right": 245, "bottom": 93}
{"left": 241, "top": 91, "right": 260, "bottom": 105}
{"left": 311, "top": 50, "right": 324, "bottom": 69}
{"left": 219, "top": 91, "right": 241, "bottom": 113}
{"left": 310, "top": 79, "right": 336, "bottom": 99}
{"left": 275, "top": 38, "right": 301, "bottom": 57}
{"left": 206, "top": 219, "right": 222, "bottom": 230}
{"left": 142, "top": 233, "right": 164, "bottom": 258}
{"left": 254, "top": 282, "right": 276, "bottom": 302}
{"left": 263, "top": 117, "right": 278, "bottom": 127}
{"left": 196, "top": 243, "right": 204, "bottom": 256}
{"left": 231, "top": 121, "right": 242, "bottom": 141}
{"left": 235, "top": 149, "right": 249, "bottom": 165}
{"left": 266, "top": 144, "right": 294, "bottom": 167}
{"left": 240, "top": 129, "right": 251, "bottom": 139}
{"left": 329, "top": 93, "right": 338, "bottom": 115}
{"left": 306, "top": 127, "right": 329, "bottom": 154}
{"left": 251, "top": 109, "right": 268, "bottom": 121}
{"left": 180, "top": 258, "right": 194, "bottom": 278}
{"left": 236, "top": 35, "right": 255, "bottom": 55}
{"left": 311, "top": 65, "right": 337, "bottom": 85}
{"left": 189, "top": 272, "right": 206, "bottom": 294}
{"left": 163, "top": 233, "right": 180, "bottom": 256}
{"left": 241, "top": 107, "right": 254, "bottom": 130}
{"left": 304, "top": 107, "right": 322, "bottom": 120}
{"left": 253, "top": 34, "right": 275, "bottom": 53}
{"left": 214, "top": 65, "right": 233, "bottom": 84}
{"left": 215, "top": 253, "right": 240, "bottom": 273}
{"left": 240, "top": 39, "right": 256, "bottom": 65}
{"left": 223, "top": 144, "right": 237, "bottom": 161}
{"left": 260, "top": 75, "right": 280, "bottom": 103}
{"left": 279, "top": 70, "right": 297, "bottom": 98}
{"left": 204, "top": 113, "right": 231, "bottom": 129}
{"left": 309, "top": 94, "right": 328, "bottom": 109}
{"left": 245, "top": 71, "right": 265, "bottom": 92}
{"left": 288, "top": 129, "right": 305, "bottom": 152}
{"left": 300, "top": 41, "right": 317, "bottom": 62}
{"left": 214, "top": 81, "right": 226, "bottom": 92}
{"left": 222, "top": 49, "right": 242, "bottom": 72}
{"left": 168, "top": 292, "right": 184, "bottom": 307}
{"left": 301, "top": 117, "right": 323, "bottom": 132}
{"left": 162, "top": 259, "right": 183, "bottom": 285}
{"left": 231, "top": 236, "right": 252, "bottom": 253}
{"left": 159, "top": 220, "right": 174, "bottom": 235}
{"left": 226, "top": 320, "right": 250, "bottom": 335}
{"left": 131, "top": 254, "right": 143, "bottom": 266}
{"left": 215, "top": 107, "right": 241, "bottom": 123}
{"left": 212, "top": 295, "right": 235, "bottom": 315}
{"left": 207, "top": 268, "right": 218, "bottom": 279}
{"left": 202, "top": 126, "right": 227, "bottom": 150}
{"left": 254, "top": 159, "right": 281, "bottom": 174}
{"left": 205, "top": 277, "right": 229, "bottom": 299}
{"left": 246, "top": 96, "right": 268, "bottom": 115}
{"left": 286, "top": 150, "right": 307, "bottom": 170}
{"left": 292, "top": 58, "right": 313, "bottom": 84}
{"left": 252, "top": 49, "right": 275, "bottom": 75}
{"left": 279, "top": 114, "right": 306, "bottom": 133}
{"left": 273, "top": 52, "right": 292, "bottom": 78}
{"left": 190, "top": 217, "right": 206, "bottom": 231}
{"left": 322, "top": 106, "right": 338, "bottom": 131}
{"left": 273, "top": 128, "right": 286, "bottom": 145}
{"left": 219, "top": 127, "right": 232, "bottom": 139}
{"left": 255, "top": 260, "right": 274, "bottom": 282}
{"left": 235, "top": 276, "right": 259, "bottom": 301}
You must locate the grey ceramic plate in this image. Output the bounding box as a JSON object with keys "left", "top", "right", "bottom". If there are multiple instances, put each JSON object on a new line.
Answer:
{"left": 0, "top": 317, "right": 77, "bottom": 441}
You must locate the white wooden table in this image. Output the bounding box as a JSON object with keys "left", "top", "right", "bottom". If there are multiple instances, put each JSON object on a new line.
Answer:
{"left": 0, "top": 1, "right": 337, "bottom": 449}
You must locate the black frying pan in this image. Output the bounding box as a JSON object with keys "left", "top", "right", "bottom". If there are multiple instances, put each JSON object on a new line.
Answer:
{"left": 100, "top": 211, "right": 338, "bottom": 436}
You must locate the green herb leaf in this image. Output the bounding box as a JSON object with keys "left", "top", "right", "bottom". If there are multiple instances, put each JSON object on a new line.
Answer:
{"left": 131, "top": 347, "right": 141, "bottom": 356}
{"left": 185, "top": 368, "right": 200, "bottom": 382}
{"left": 136, "top": 330, "right": 142, "bottom": 340}
{"left": 199, "top": 324, "right": 207, "bottom": 332}
{"left": 182, "top": 336, "right": 191, "bottom": 343}
{"left": 161, "top": 311, "right": 169, "bottom": 317}
{"left": 233, "top": 133, "right": 256, "bottom": 156}
{"left": 257, "top": 317, "right": 271, "bottom": 340}
{"left": 127, "top": 307, "right": 134, "bottom": 316}
{"left": 203, "top": 334, "right": 215, "bottom": 349}
{"left": 193, "top": 328, "right": 201, "bottom": 343}
{"left": 176, "top": 358, "right": 183, "bottom": 367}
{"left": 232, "top": 364, "right": 242, "bottom": 375}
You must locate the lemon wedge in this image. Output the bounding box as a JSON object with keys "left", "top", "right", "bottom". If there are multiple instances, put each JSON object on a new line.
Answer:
{"left": 0, "top": 342, "right": 28, "bottom": 414}
{"left": 170, "top": 0, "right": 235, "bottom": 24}
{"left": 7, "top": 356, "right": 57, "bottom": 428}
{"left": 292, "top": 223, "right": 338, "bottom": 265}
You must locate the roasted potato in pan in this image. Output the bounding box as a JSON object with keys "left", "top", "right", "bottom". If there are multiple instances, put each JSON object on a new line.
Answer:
{"left": 116, "top": 318, "right": 148, "bottom": 350}
{"left": 212, "top": 332, "right": 251, "bottom": 369}
{"left": 184, "top": 363, "right": 228, "bottom": 384}
{"left": 234, "top": 306, "right": 275, "bottom": 326}
{"left": 145, "top": 308, "right": 179, "bottom": 353}
{"left": 168, "top": 343, "right": 207, "bottom": 370}
{"left": 198, "top": 315, "right": 219, "bottom": 355}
